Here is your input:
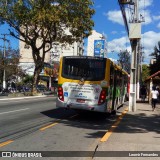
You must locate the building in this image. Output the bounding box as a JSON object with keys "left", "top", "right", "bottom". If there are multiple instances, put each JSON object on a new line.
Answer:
{"left": 145, "top": 70, "right": 160, "bottom": 102}
{"left": 19, "top": 41, "right": 50, "bottom": 75}
{"left": 150, "top": 58, "right": 156, "bottom": 65}
{"left": 19, "top": 29, "right": 84, "bottom": 88}
{"left": 50, "top": 40, "right": 83, "bottom": 63}
{"left": 87, "top": 30, "right": 107, "bottom": 57}
{"left": 19, "top": 36, "right": 83, "bottom": 75}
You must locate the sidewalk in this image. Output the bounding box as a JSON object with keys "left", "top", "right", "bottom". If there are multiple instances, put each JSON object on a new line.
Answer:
{"left": 93, "top": 102, "right": 160, "bottom": 160}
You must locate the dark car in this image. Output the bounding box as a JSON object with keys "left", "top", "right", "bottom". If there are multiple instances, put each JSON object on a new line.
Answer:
{"left": 17, "top": 86, "right": 31, "bottom": 92}
{"left": 36, "top": 85, "right": 48, "bottom": 92}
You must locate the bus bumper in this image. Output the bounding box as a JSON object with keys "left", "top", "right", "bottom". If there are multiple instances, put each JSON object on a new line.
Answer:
{"left": 56, "top": 98, "right": 108, "bottom": 113}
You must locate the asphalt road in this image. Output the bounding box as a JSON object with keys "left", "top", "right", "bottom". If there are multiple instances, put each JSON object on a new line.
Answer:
{"left": 0, "top": 96, "right": 127, "bottom": 160}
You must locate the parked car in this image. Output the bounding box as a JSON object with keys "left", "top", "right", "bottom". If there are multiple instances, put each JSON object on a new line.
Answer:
{"left": 17, "top": 86, "right": 31, "bottom": 92}
{"left": 36, "top": 85, "right": 48, "bottom": 93}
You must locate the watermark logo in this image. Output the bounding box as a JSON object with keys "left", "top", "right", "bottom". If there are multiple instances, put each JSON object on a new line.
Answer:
{"left": 2, "top": 152, "right": 11, "bottom": 157}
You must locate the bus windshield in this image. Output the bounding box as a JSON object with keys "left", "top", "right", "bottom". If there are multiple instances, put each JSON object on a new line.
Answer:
{"left": 62, "top": 56, "right": 106, "bottom": 81}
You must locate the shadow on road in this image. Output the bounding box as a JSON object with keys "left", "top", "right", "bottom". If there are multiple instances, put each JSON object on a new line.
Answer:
{"left": 41, "top": 103, "right": 160, "bottom": 139}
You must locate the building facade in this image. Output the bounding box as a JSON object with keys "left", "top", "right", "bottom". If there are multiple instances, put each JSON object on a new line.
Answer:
{"left": 19, "top": 31, "right": 84, "bottom": 88}
{"left": 87, "top": 30, "right": 107, "bottom": 57}
{"left": 19, "top": 39, "right": 83, "bottom": 75}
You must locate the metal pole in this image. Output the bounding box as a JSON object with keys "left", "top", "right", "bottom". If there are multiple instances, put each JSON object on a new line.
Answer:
{"left": 136, "top": 39, "right": 141, "bottom": 100}
{"left": 135, "top": 0, "right": 140, "bottom": 101}
{"left": 2, "top": 35, "right": 7, "bottom": 89}
{"left": 129, "top": 0, "right": 139, "bottom": 111}
{"left": 129, "top": 40, "right": 137, "bottom": 111}
{"left": 49, "top": 51, "right": 52, "bottom": 90}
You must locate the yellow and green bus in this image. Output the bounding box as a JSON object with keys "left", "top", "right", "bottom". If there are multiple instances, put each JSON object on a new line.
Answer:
{"left": 56, "top": 56, "right": 129, "bottom": 114}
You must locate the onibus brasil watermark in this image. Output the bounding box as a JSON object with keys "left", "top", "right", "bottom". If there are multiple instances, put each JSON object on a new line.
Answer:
{"left": 0, "top": 151, "right": 159, "bottom": 157}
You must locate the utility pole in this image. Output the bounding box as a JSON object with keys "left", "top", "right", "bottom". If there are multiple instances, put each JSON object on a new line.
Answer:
{"left": 129, "top": 0, "right": 141, "bottom": 111}
{"left": 136, "top": 40, "right": 141, "bottom": 100}
{"left": 0, "top": 34, "right": 9, "bottom": 89}
{"left": 118, "top": 0, "right": 141, "bottom": 111}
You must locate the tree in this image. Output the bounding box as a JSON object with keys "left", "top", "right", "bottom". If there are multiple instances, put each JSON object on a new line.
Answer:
{"left": 22, "top": 74, "right": 33, "bottom": 85}
{"left": 150, "top": 41, "right": 160, "bottom": 60}
{"left": 117, "top": 50, "right": 131, "bottom": 73}
{"left": 149, "top": 41, "right": 160, "bottom": 75}
{"left": 141, "top": 64, "right": 150, "bottom": 83}
{"left": 0, "top": 0, "right": 95, "bottom": 94}
{"left": 0, "top": 47, "right": 25, "bottom": 86}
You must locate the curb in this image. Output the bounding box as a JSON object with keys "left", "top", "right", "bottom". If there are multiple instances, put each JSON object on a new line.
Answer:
{"left": 0, "top": 95, "right": 56, "bottom": 101}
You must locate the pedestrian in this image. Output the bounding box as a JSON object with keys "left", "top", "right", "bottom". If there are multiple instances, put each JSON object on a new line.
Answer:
{"left": 140, "top": 85, "right": 147, "bottom": 102}
{"left": 156, "top": 86, "right": 160, "bottom": 102}
{"left": 150, "top": 86, "right": 159, "bottom": 111}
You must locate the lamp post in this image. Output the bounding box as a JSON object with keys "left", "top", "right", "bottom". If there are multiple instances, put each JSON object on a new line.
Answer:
{"left": 0, "top": 34, "right": 9, "bottom": 89}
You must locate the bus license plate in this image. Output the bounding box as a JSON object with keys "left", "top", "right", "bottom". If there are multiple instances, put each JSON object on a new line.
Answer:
{"left": 77, "top": 99, "right": 85, "bottom": 103}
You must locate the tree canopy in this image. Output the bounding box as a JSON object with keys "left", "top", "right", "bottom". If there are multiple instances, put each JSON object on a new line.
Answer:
{"left": 117, "top": 50, "right": 131, "bottom": 73}
{"left": 142, "top": 64, "right": 150, "bottom": 83}
{"left": 0, "top": 47, "right": 24, "bottom": 85}
{"left": 149, "top": 41, "right": 160, "bottom": 75}
{"left": 0, "top": 0, "right": 95, "bottom": 94}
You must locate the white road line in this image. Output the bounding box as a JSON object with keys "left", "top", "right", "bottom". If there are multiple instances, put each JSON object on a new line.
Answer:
{"left": 0, "top": 108, "right": 29, "bottom": 115}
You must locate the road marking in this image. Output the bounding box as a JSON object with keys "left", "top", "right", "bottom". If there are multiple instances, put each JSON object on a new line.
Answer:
{"left": 0, "top": 140, "right": 14, "bottom": 147}
{"left": 0, "top": 108, "right": 29, "bottom": 115}
{"left": 100, "top": 108, "right": 128, "bottom": 142}
{"left": 40, "top": 122, "right": 59, "bottom": 131}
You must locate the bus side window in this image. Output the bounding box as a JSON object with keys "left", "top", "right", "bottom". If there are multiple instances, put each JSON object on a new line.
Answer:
{"left": 109, "top": 64, "right": 114, "bottom": 97}
{"left": 110, "top": 64, "right": 114, "bottom": 86}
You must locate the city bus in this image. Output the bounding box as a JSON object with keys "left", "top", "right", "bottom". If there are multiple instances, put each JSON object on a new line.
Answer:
{"left": 56, "top": 56, "right": 129, "bottom": 114}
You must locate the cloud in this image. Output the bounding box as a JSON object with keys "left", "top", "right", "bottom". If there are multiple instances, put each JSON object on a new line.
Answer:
{"left": 111, "top": 31, "right": 118, "bottom": 34}
{"left": 140, "top": 31, "right": 160, "bottom": 62}
{"left": 141, "top": 10, "right": 152, "bottom": 25}
{"left": 107, "top": 36, "right": 131, "bottom": 53}
{"left": 105, "top": 0, "right": 153, "bottom": 26}
{"left": 157, "top": 22, "right": 160, "bottom": 29}
{"left": 108, "top": 58, "right": 117, "bottom": 63}
{"left": 106, "top": 31, "right": 160, "bottom": 63}
{"left": 104, "top": 10, "right": 124, "bottom": 25}
{"left": 142, "top": 31, "right": 160, "bottom": 48}
{"left": 153, "top": 15, "right": 160, "bottom": 21}
{"left": 139, "top": 0, "right": 153, "bottom": 9}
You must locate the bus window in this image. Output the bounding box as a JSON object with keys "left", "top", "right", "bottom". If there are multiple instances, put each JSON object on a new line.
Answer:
{"left": 62, "top": 57, "right": 106, "bottom": 81}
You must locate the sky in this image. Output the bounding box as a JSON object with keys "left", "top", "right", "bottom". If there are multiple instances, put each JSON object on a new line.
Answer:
{"left": 0, "top": 0, "right": 160, "bottom": 64}
{"left": 88, "top": 0, "right": 160, "bottom": 64}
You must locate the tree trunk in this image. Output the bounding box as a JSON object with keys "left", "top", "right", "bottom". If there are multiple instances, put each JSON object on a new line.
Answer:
{"left": 32, "top": 67, "right": 41, "bottom": 95}
{"left": 31, "top": 50, "right": 44, "bottom": 95}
